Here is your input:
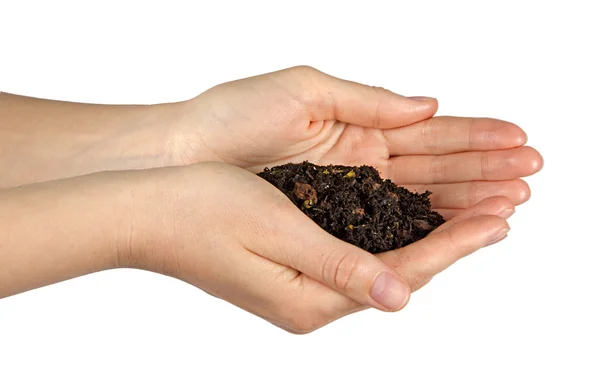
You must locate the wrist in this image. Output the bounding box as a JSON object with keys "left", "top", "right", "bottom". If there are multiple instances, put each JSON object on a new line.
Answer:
{"left": 0, "top": 94, "right": 208, "bottom": 188}
{"left": 116, "top": 164, "right": 198, "bottom": 275}
{"left": 164, "top": 96, "right": 224, "bottom": 166}
{"left": 85, "top": 102, "right": 190, "bottom": 171}
{"left": 121, "top": 162, "right": 221, "bottom": 277}
{"left": 73, "top": 95, "right": 223, "bottom": 171}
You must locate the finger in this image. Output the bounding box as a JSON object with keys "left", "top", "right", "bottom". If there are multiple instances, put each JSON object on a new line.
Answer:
{"left": 275, "top": 198, "right": 517, "bottom": 325}
{"left": 284, "top": 66, "right": 438, "bottom": 128}
{"left": 384, "top": 117, "right": 528, "bottom": 155}
{"left": 378, "top": 215, "right": 510, "bottom": 291}
{"left": 435, "top": 209, "right": 478, "bottom": 220}
{"left": 388, "top": 146, "right": 543, "bottom": 184}
{"left": 205, "top": 248, "right": 360, "bottom": 334}
{"left": 433, "top": 196, "right": 515, "bottom": 228}
{"left": 403, "top": 179, "right": 531, "bottom": 209}
{"left": 250, "top": 206, "right": 412, "bottom": 312}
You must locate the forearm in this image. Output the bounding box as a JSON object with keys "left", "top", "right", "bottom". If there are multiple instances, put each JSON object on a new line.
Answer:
{"left": 0, "top": 171, "right": 136, "bottom": 297}
{"left": 0, "top": 92, "right": 194, "bottom": 188}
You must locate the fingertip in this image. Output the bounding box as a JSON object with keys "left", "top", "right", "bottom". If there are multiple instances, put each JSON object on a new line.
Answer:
{"left": 405, "top": 95, "right": 438, "bottom": 115}
{"left": 470, "top": 195, "right": 515, "bottom": 220}
{"left": 485, "top": 228, "right": 510, "bottom": 247}
{"left": 482, "top": 215, "right": 511, "bottom": 247}
{"left": 513, "top": 179, "right": 532, "bottom": 204}
{"left": 439, "top": 213, "right": 510, "bottom": 245}
{"left": 435, "top": 196, "right": 515, "bottom": 231}
{"left": 369, "top": 271, "right": 411, "bottom": 312}
{"left": 505, "top": 121, "right": 528, "bottom": 147}
{"left": 440, "top": 214, "right": 511, "bottom": 250}
{"left": 475, "top": 119, "right": 528, "bottom": 150}
{"left": 515, "top": 127, "right": 528, "bottom": 146}
{"left": 470, "top": 214, "right": 511, "bottom": 233}
{"left": 375, "top": 92, "right": 438, "bottom": 129}
{"left": 521, "top": 146, "right": 545, "bottom": 175}
{"left": 407, "top": 96, "right": 438, "bottom": 105}
{"left": 476, "top": 195, "right": 515, "bottom": 210}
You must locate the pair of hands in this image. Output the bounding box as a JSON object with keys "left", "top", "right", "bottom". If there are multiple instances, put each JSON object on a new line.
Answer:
{"left": 115, "top": 66, "right": 542, "bottom": 333}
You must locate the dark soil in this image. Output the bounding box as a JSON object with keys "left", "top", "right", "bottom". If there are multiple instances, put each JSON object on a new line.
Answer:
{"left": 258, "top": 162, "right": 445, "bottom": 253}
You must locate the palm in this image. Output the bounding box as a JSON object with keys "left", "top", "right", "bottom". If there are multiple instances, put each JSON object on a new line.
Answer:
{"left": 242, "top": 121, "right": 387, "bottom": 170}
{"left": 192, "top": 67, "right": 542, "bottom": 217}
{"left": 297, "top": 123, "right": 389, "bottom": 169}
{"left": 250, "top": 117, "right": 540, "bottom": 218}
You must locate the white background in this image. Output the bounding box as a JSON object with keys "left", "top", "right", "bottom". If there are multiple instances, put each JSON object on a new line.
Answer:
{"left": 1, "top": 1, "right": 598, "bottom": 391}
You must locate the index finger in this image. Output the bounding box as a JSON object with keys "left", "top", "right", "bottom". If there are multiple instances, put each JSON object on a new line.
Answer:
{"left": 378, "top": 214, "right": 509, "bottom": 291}
{"left": 383, "top": 117, "right": 528, "bottom": 156}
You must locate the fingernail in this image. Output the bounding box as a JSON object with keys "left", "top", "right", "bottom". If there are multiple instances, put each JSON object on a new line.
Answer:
{"left": 370, "top": 272, "right": 410, "bottom": 311}
{"left": 500, "top": 209, "right": 515, "bottom": 219}
{"left": 408, "top": 96, "right": 435, "bottom": 102}
{"left": 486, "top": 227, "right": 510, "bottom": 247}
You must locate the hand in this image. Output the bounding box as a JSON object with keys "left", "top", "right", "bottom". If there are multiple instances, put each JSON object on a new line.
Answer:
{"left": 126, "top": 162, "right": 512, "bottom": 333}
{"left": 176, "top": 66, "right": 543, "bottom": 219}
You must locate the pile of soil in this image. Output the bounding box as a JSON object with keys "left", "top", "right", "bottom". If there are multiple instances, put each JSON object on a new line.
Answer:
{"left": 258, "top": 162, "right": 445, "bottom": 253}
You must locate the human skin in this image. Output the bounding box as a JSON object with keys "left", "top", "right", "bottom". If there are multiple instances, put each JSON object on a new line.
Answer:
{"left": 0, "top": 162, "right": 511, "bottom": 333}
{"left": 0, "top": 66, "right": 543, "bottom": 332}
{"left": 0, "top": 67, "right": 542, "bottom": 218}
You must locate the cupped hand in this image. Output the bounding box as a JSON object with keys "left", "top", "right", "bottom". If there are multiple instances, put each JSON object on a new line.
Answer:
{"left": 177, "top": 66, "right": 543, "bottom": 218}
{"left": 127, "top": 162, "right": 512, "bottom": 333}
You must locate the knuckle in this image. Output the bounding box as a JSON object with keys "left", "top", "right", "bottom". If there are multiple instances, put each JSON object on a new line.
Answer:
{"left": 283, "top": 66, "right": 324, "bottom": 111}
{"left": 321, "top": 249, "right": 361, "bottom": 292}
{"left": 466, "top": 181, "right": 480, "bottom": 207}
{"left": 467, "top": 118, "right": 477, "bottom": 150}
{"left": 429, "top": 155, "right": 447, "bottom": 182}
{"left": 270, "top": 287, "right": 329, "bottom": 335}
{"left": 280, "top": 305, "right": 323, "bottom": 335}
{"left": 421, "top": 118, "right": 444, "bottom": 153}
{"left": 287, "top": 65, "right": 319, "bottom": 78}
{"left": 440, "top": 228, "right": 460, "bottom": 254}
{"left": 287, "top": 317, "right": 320, "bottom": 335}
{"left": 480, "top": 153, "right": 493, "bottom": 179}
{"left": 370, "top": 85, "right": 388, "bottom": 95}
{"left": 369, "top": 86, "right": 388, "bottom": 128}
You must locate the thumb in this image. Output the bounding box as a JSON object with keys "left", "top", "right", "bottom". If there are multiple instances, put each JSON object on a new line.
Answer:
{"left": 378, "top": 214, "right": 510, "bottom": 291}
{"left": 251, "top": 210, "right": 412, "bottom": 312}
{"left": 282, "top": 66, "right": 438, "bottom": 129}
